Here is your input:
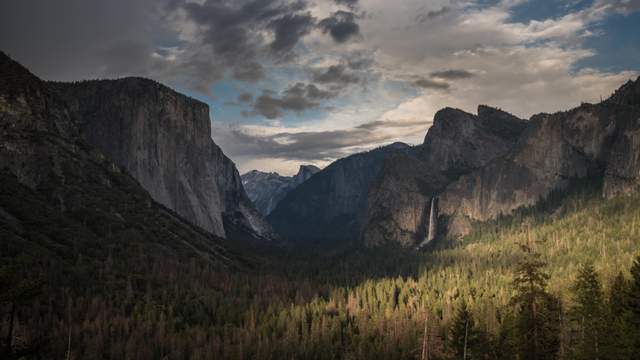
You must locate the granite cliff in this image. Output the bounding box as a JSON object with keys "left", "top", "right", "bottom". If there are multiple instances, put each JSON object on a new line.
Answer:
{"left": 242, "top": 165, "right": 320, "bottom": 216}
{"left": 440, "top": 77, "right": 640, "bottom": 237}
{"left": 361, "top": 106, "right": 527, "bottom": 247}
{"left": 0, "top": 51, "right": 233, "bottom": 265}
{"left": 49, "top": 78, "right": 273, "bottom": 240}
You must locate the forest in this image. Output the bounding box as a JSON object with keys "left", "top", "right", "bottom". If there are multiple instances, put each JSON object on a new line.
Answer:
{"left": 2, "top": 179, "right": 640, "bottom": 359}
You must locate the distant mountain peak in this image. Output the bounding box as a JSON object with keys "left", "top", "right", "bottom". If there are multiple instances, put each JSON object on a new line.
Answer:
{"left": 242, "top": 164, "right": 320, "bottom": 216}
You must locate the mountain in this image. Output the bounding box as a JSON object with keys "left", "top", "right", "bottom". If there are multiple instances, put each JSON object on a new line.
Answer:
{"left": 362, "top": 106, "right": 527, "bottom": 247}
{"left": 0, "top": 51, "right": 233, "bottom": 266}
{"left": 268, "top": 142, "right": 411, "bottom": 243}
{"left": 269, "top": 77, "right": 640, "bottom": 249}
{"left": 439, "top": 77, "right": 640, "bottom": 238}
{"left": 242, "top": 165, "right": 320, "bottom": 216}
{"left": 48, "top": 77, "right": 273, "bottom": 241}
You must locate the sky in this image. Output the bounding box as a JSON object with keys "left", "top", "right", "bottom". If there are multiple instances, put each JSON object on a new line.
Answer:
{"left": 1, "top": 0, "right": 639, "bottom": 175}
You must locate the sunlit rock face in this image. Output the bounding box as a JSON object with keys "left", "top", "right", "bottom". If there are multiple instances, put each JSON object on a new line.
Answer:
{"left": 242, "top": 165, "right": 320, "bottom": 216}
{"left": 50, "top": 78, "right": 274, "bottom": 240}
{"left": 440, "top": 77, "right": 640, "bottom": 238}
{"left": 361, "top": 106, "right": 526, "bottom": 247}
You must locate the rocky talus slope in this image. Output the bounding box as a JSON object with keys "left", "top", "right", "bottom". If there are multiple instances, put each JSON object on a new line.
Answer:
{"left": 242, "top": 165, "right": 320, "bottom": 216}
{"left": 49, "top": 78, "right": 273, "bottom": 240}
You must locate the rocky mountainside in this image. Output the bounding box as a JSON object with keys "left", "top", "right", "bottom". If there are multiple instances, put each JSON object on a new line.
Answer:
{"left": 0, "top": 51, "right": 233, "bottom": 265}
{"left": 439, "top": 77, "right": 640, "bottom": 237}
{"left": 48, "top": 78, "right": 273, "bottom": 240}
{"left": 362, "top": 106, "right": 527, "bottom": 247}
{"left": 268, "top": 142, "right": 411, "bottom": 243}
{"left": 242, "top": 165, "right": 320, "bottom": 216}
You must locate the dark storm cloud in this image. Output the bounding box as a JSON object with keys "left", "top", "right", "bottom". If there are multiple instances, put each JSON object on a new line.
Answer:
{"left": 0, "top": 0, "right": 160, "bottom": 81}
{"left": 318, "top": 11, "right": 361, "bottom": 43}
{"left": 430, "top": 69, "right": 475, "bottom": 80}
{"left": 413, "top": 77, "right": 450, "bottom": 90}
{"left": 313, "top": 65, "right": 360, "bottom": 86}
{"left": 179, "top": 0, "right": 312, "bottom": 61}
{"left": 250, "top": 82, "right": 337, "bottom": 119}
{"left": 0, "top": 0, "right": 317, "bottom": 94}
{"left": 269, "top": 12, "right": 316, "bottom": 55}
{"left": 232, "top": 62, "right": 265, "bottom": 82}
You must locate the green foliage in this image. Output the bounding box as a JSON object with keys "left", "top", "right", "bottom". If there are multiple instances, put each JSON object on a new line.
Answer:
{"left": 569, "top": 263, "right": 605, "bottom": 360}
{"left": 2, "top": 178, "right": 640, "bottom": 359}
{"left": 510, "top": 253, "right": 560, "bottom": 360}
{"left": 449, "top": 300, "right": 477, "bottom": 360}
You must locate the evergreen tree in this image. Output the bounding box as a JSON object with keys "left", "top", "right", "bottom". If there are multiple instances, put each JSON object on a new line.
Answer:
{"left": 569, "top": 262, "right": 605, "bottom": 360}
{"left": 628, "top": 256, "right": 640, "bottom": 354}
{"left": 449, "top": 300, "right": 477, "bottom": 360}
{"left": 604, "top": 272, "right": 632, "bottom": 360}
{"left": 510, "top": 253, "right": 560, "bottom": 360}
{"left": 0, "top": 265, "right": 44, "bottom": 359}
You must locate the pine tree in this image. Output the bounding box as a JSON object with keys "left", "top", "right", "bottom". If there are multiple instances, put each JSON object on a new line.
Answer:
{"left": 628, "top": 256, "right": 640, "bottom": 354}
{"left": 604, "top": 272, "right": 632, "bottom": 360}
{"left": 510, "top": 253, "right": 560, "bottom": 360}
{"left": 569, "top": 262, "right": 605, "bottom": 360}
{"left": 0, "top": 265, "right": 44, "bottom": 358}
{"left": 449, "top": 300, "right": 476, "bottom": 360}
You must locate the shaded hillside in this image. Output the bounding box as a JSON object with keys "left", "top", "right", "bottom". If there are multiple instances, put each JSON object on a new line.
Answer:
{"left": 268, "top": 143, "right": 411, "bottom": 243}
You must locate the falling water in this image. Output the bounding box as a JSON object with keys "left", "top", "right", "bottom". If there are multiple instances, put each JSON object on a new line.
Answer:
{"left": 417, "top": 196, "right": 438, "bottom": 250}
{"left": 427, "top": 196, "right": 438, "bottom": 242}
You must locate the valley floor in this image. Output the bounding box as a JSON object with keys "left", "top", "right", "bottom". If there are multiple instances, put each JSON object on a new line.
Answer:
{"left": 2, "top": 180, "right": 640, "bottom": 359}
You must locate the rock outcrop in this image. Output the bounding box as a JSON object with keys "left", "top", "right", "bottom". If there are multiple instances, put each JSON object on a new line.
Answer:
{"left": 361, "top": 106, "right": 527, "bottom": 247}
{"left": 49, "top": 78, "right": 273, "bottom": 240}
{"left": 439, "top": 77, "right": 640, "bottom": 237}
{"left": 242, "top": 165, "right": 320, "bottom": 216}
{"left": 0, "top": 51, "right": 232, "bottom": 264}
{"left": 268, "top": 143, "right": 411, "bottom": 243}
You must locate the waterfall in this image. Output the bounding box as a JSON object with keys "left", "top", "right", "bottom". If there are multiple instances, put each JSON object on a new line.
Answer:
{"left": 417, "top": 196, "right": 438, "bottom": 250}
{"left": 427, "top": 196, "right": 437, "bottom": 242}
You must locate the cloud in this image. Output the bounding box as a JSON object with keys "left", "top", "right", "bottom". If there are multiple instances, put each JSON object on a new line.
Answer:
{"left": 215, "top": 117, "right": 424, "bottom": 163}
{"left": 268, "top": 12, "right": 316, "bottom": 55}
{"left": 312, "top": 64, "right": 360, "bottom": 86}
{"left": 335, "top": 0, "right": 359, "bottom": 9}
{"left": 413, "top": 77, "right": 450, "bottom": 90}
{"left": 232, "top": 61, "right": 265, "bottom": 82}
{"left": 250, "top": 82, "right": 337, "bottom": 118}
{"left": 318, "top": 10, "right": 361, "bottom": 43}
{"left": 416, "top": 6, "right": 451, "bottom": 23}
{"left": 238, "top": 92, "right": 254, "bottom": 103}
{"left": 430, "top": 69, "right": 475, "bottom": 80}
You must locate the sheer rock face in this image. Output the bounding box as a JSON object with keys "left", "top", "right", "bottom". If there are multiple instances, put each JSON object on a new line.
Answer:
{"left": 267, "top": 143, "right": 411, "bottom": 243}
{"left": 602, "top": 79, "right": 640, "bottom": 198}
{"left": 440, "top": 78, "right": 640, "bottom": 237}
{"left": 242, "top": 165, "right": 320, "bottom": 216}
{"left": 361, "top": 106, "right": 527, "bottom": 247}
{"left": 49, "top": 78, "right": 273, "bottom": 240}
{"left": 0, "top": 52, "right": 231, "bottom": 263}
